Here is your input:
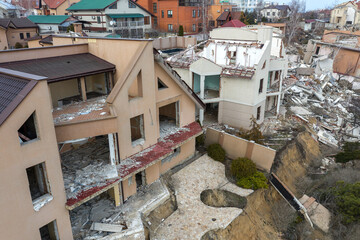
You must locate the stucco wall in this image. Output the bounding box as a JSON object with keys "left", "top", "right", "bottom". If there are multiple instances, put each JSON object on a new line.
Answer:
{"left": 0, "top": 81, "right": 73, "bottom": 239}
{"left": 204, "top": 128, "right": 275, "bottom": 172}
{"left": 218, "top": 99, "right": 265, "bottom": 129}
{"left": 6, "top": 28, "right": 38, "bottom": 48}
{"left": 153, "top": 36, "right": 196, "bottom": 50}
{"left": 0, "top": 28, "right": 8, "bottom": 50}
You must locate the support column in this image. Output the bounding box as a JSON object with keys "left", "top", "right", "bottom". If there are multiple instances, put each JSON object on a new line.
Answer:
{"left": 108, "top": 133, "right": 119, "bottom": 165}
{"left": 80, "top": 77, "right": 87, "bottom": 101}
{"left": 199, "top": 109, "right": 204, "bottom": 126}
{"left": 200, "top": 75, "right": 205, "bottom": 99}
{"left": 108, "top": 184, "right": 121, "bottom": 207}
{"left": 276, "top": 74, "right": 283, "bottom": 115}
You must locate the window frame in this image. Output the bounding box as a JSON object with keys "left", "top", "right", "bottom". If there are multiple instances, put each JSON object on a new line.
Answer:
{"left": 167, "top": 10, "right": 173, "bottom": 18}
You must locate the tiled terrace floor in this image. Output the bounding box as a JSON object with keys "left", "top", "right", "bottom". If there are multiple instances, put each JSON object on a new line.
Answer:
{"left": 153, "top": 155, "right": 253, "bottom": 240}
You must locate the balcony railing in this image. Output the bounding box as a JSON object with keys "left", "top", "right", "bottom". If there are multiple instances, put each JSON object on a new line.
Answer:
{"left": 113, "top": 20, "right": 144, "bottom": 28}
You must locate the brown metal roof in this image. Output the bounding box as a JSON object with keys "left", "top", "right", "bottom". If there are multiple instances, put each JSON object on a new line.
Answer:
{"left": 0, "top": 53, "right": 116, "bottom": 83}
{"left": 0, "top": 18, "right": 38, "bottom": 29}
{"left": 0, "top": 74, "right": 37, "bottom": 126}
{"left": 216, "top": 11, "right": 230, "bottom": 21}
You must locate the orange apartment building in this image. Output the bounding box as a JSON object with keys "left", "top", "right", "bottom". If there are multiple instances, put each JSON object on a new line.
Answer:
{"left": 136, "top": 0, "right": 232, "bottom": 33}
{"left": 0, "top": 37, "right": 204, "bottom": 239}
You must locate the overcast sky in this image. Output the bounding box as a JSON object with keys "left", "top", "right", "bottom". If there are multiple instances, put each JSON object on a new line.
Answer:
{"left": 271, "top": 0, "right": 339, "bottom": 11}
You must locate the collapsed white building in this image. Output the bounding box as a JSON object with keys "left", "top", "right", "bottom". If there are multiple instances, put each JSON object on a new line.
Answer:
{"left": 167, "top": 26, "right": 288, "bottom": 129}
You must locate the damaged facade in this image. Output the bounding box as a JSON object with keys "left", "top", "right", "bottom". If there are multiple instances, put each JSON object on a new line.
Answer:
{"left": 167, "top": 25, "right": 288, "bottom": 129}
{"left": 0, "top": 37, "right": 204, "bottom": 239}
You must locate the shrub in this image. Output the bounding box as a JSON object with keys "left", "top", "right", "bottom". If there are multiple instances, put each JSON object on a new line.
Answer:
{"left": 333, "top": 181, "right": 360, "bottom": 224}
{"left": 14, "top": 42, "right": 23, "bottom": 49}
{"left": 196, "top": 134, "right": 205, "bottom": 147}
{"left": 231, "top": 157, "right": 257, "bottom": 179}
{"left": 207, "top": 143, "right": 226, "bottom": 162}
{"left": 178, "top": 25, "right": 184, "bottom": 36}
{"left": 236, "top": 171, "right": 268, "bottom": 190}
{"left": 238, "top": 117, "right": 264, "bottom": 144}
{"left": 335, "top": 142, "right": 360, "bottom": 163}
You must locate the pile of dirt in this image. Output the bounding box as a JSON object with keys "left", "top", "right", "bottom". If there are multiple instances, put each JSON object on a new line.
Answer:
{"left": 201, "top": 131, "right": 323, "bottom": 240}
{"left": 200, "top": 189, "right": 247, "bottom": 209}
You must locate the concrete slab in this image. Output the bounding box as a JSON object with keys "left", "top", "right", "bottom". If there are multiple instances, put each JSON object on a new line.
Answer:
{"left": 153, "top": 155, "right": 253, "bottom": 240}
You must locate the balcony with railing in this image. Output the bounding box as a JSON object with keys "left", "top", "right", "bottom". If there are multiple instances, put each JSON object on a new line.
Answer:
{"left": 113, "top": 20, "right": 144, "bottom": 29}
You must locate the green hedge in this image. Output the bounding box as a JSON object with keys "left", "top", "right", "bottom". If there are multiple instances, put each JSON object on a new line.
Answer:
{"left": 207, "top": 143, "right": 226, "bottom": 162}
{"left": 236, "top": 171, "right": 268, "bottom": 190}
{"left": 230, "top": 157, "right": 257, "bottom": 179}
{"left": 231, "top": 157, "right": 268, "bottom": 190}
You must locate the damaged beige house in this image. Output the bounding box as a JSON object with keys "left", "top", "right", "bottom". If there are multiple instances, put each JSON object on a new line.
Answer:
{"left": 0, "top": 37, "right": 204, "bottom": 239}
{"left": 168, "top": 26, "right": 288, "bottom": 129}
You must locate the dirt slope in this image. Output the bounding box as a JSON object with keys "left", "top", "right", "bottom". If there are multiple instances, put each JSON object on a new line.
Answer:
{"left": 201, "top": 131, "right": 323, "bottom": 240}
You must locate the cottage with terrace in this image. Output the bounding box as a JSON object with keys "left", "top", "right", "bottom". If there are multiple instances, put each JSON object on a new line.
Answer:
{"left": 67, "top": 0, "right": 153, "bottom": 38}
{"left": 0, "top": 37, "right": 204, "bottom": 239}
{"left": 168, "top": 26, "right": 289, "bottom": 129}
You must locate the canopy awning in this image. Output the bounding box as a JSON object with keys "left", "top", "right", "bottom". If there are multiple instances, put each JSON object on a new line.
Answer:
{"left": 107, "top": 14, "right": 144, "bottom": 19}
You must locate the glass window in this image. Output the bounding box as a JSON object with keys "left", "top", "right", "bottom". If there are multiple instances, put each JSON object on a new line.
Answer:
{"left": 153, "top": 3, "right": 157, "bottom": 13}
{"left": 161, "top": 10, "right": 164, "bottom": 18}
{"left": 192, "top": 24, "right": 196, "bottom": 32}
{"left": 192, "top": 9, "right": 196, "bottom": 18}
{"left": 109, "top": 3, "right": 117, "bottom": 9}
{"left": 19, "top": 33, "right": 24, "bottom": 39}
{"left": 26, "top": 33, "right": 30, "bottom": 38}
{"left": 167, "top": 10, "right": 173, "bottom": 18}
{"left": 129, "top": 1, "right": 136, "bottom": 8}
{"left": 168, "top": 24, "right": 173, "bottom": 31}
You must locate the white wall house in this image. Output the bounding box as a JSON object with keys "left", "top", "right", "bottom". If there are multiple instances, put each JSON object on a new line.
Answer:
{"left": 231, "top": 0, "right": 259, "bottom": 12}
{"left": 168, "top": 26, "right": 288, "bottom": 129}
{"left": 67, "top": 0, "right": 153, "bottom": 38}
{"left": 260, "top": 5, "right": 290, "bottom": 22}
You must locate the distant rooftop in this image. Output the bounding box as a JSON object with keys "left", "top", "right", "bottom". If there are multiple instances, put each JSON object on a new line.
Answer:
{"left": 67, "top": 0, "right": 116, "bottom": 11}
{"left": 27, "top": 15, "right": 70, "bottom": 24}
{"left": 221, "top": 20, "right": 246, "bottom": 28}
{"left": 0, "top": 18, "right": 37, "bottom": 29}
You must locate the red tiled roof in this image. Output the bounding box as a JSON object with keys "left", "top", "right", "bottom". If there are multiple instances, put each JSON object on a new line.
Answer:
{"left": 41, "top": 0, "right": 67, "bottom": 9}
{"left": 221, "top": 20, "right": 246, "bottom": 28}
{"left": 65, "top": 121, "right": 203, "bottom": 209}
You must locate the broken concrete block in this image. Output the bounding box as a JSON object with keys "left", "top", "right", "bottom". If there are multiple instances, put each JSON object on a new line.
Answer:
{"left": 90, "top": 222, "right": 124, "bottom": 233}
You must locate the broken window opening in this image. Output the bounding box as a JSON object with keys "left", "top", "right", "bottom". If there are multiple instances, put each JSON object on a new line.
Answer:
{"left": 275, "top": 71, "right": 280, "bottom": 81}
{"left": 158, "top": 78, "right": 168, "bottom": 90}
{"left": 135, "top": 171, "right": 145, "bottom": 189}
{"left": 26, "top": 162, "right": 50, "bottom": 201}
{"left": 159, "top": 101, "right": 180, "bottom": 138}
{"left": 19, "top": 112, "right": 38, "bottom": 144}
{"left": 315, "top": 46, "right": 320, "bottom": 55}
{"left": 39, "top": 220, "right": 59, "bottom": 240}
{"left": 259, "top": 79, "right": 264, "bottom": 94}
{"left": 128, "top": 70, "right": 143, "bottom": 100}
{"left": 130, "top": 114, "right": 145, "bottom": 145}
{"left": 229, "top": 51, "right": 237, "bottom": 65}
{"left": 256, "top": 106, "right": 261, "bottom": 120}
{"left": 262, "top": 61, "right": 266, "bottom": 69}
{"left": 161, "top": 147, "right": 181, "bottom": 164}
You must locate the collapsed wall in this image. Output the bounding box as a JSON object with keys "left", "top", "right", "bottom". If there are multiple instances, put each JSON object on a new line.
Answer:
{"left": 201, "top": 131, "right": 323, "bottom": 240}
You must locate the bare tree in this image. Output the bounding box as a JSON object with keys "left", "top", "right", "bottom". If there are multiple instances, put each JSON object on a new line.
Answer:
{"left": 286, "top": 0, "right": 306, "bottom": 45}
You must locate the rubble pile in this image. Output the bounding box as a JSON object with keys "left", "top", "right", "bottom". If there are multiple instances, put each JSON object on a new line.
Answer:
{"left": 283, "top": 68, "right": 360, "bottom": 148}
{"left": 61, "top": 137, "right": 118, "bottom": 200}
